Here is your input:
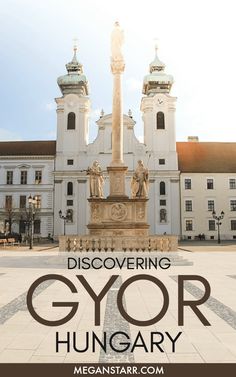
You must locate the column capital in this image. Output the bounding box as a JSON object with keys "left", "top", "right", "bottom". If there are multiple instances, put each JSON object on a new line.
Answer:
{"left": 111, "top": 59, "right": 125, "bottom": 74}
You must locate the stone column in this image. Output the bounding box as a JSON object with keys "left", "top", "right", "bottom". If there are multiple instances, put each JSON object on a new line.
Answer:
{"left": 111, "top": 61, "right": 125, "bottom": 165}
{"left": 108, "top": 22, "right": 128, "bottom": 198}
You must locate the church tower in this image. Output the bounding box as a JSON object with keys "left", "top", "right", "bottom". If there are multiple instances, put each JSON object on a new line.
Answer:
{"left": 54, "top": 45, "right": 90, "bottom": 236}
{"left": 141, "top": 45, "right": 177, "bottom": 171}
{"left": 141, "top": 46, "right": 180, "bottom": 236}
{"left": 55, "top": 45, "right": 90, "bottom": 167}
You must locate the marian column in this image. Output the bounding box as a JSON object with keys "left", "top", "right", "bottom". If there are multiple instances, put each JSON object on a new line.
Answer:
{"left": 87, "top": 22, "right": 149, "bottom": 240}
{"left": 107, "top": 22, "right": 128, "bottom": 198}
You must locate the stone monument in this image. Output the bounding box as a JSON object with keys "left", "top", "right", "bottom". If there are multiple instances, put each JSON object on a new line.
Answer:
{"left": 87, "top": 22, "right": 149, "bottom": 238}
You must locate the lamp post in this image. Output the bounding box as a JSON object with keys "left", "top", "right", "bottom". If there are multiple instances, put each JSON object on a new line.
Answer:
{"left": 212, "top": 210, "right": 225, "bottom": 244}
{"left": 28, "top": 195, "right": 36, "bottom": 250}
{"left": 59, "top": 210, "right": 68, "bottom": 236}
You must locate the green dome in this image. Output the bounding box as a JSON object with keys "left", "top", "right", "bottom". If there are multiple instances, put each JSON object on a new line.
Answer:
{"left": 57, "top": 48, "right": 89, "bottom": 96}
{"left": 143, "top": 46, "right": 173, "bottom": 95}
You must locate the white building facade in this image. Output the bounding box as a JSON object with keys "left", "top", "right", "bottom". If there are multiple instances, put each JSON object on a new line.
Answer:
{"left": 0, "top": 48, "right": 236, "bottom": 241}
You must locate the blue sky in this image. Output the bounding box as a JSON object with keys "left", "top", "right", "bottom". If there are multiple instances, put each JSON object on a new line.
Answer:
{"left": 1, "top": 0, "right": 236, "bottom": 143}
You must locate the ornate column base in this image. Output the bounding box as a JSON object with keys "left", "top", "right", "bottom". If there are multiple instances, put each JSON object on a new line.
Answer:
{"left": 107, "top": 166, "right": 128, "bottom": 199}
{"left": 87, "top": 197, "right": 149, "bottom": 237}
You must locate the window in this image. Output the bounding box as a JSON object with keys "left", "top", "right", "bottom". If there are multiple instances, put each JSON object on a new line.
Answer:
{"left": 156, "top": 112, "right": 165, "bottom": 129}
{"left": 207, "top": 179, "right": 214, "bottom": 189}
{"left": 67, "top": 200, "right": 73, "bottom": 206}
{"left": 34, "top": 220, "right": 41, "bottom": 234}
{"left": 185, "top": 200, "right": 192, "bottom": 212}
{"left": 159, "top": 159, "right": 165, "bottom": 165}
{"left": 67, "top": 159, "right": 74, "bottom": 165}
{"left": 160, "top": 200, "right": 166, "bottom": 206}
{"left": 20, "top": 171, "right": 27, "bottom": 185}
{"left": 229, "top": 179, "right": 236, "bottom": 189}
{"left": 185, "top": 220, "right": 193, "bottom": 231}
{"left": 160, "top": 181, "right": 166, "bottom": 196}
{"left": 19, "top": 219, "right": 26, "bottom": 234}
{"left": 6, "top": 171, "right": 13, "bottom": 185}
{"left": 208, "top": 200, "right": 215, "bottom": 212}
{"left": 35, "top": 170, "right": 42, "bottom": 184}
{"left": 5, "top": 196, "right": 12, "bottom": 209}
{"left": 230, "top": 200, "right": 236, "bottom": 211}
{"left": 67, "top": 112, "right": 76, "bottom": 130}
{"left": 34, "top": 195, "right": 41, "bottom": 209}
{"left": 20, "top": 195, "right": 26, "bottom": 209}
{"left": 66, "top": 209, "right": 73, "bottom": 222}
{"left": 184, "top": 179, "right": 191, "bottom": 190}
{"left": 67, "top": 182, "right": 73, "bottom": 196}
{"left": 231, "top": 220, "right": 236, "bottom": 230}
{"left": 209, "top": 220, "right": 215, "bottom": 231}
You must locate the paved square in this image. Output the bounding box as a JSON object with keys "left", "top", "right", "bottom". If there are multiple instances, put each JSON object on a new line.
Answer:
{"left": 0, "top": 245, "right": 236, "bottom": 363}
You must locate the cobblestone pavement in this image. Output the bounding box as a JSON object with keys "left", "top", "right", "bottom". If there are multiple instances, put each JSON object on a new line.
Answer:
{"left": 99, "top": 276, "right": 134, "bottom": 363}
{"left": 0, "top": 249, "right": 236, "bottom": 363}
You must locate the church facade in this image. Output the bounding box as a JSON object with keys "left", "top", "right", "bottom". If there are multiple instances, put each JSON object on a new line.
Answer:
{"left": 1, "top": 48, "right": 236, "bottom": 241}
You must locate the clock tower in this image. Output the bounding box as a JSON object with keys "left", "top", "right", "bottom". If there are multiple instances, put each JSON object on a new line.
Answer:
{"left": 141, "top": 46, "right": 180, "bottom": 235}
{"left": 141, "top": 45, "right": 178, "bottom": 171}
{"left": 54, "top": 45, "right": 90, "bottom": 236}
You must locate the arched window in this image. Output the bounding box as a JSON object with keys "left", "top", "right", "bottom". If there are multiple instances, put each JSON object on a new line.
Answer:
{"left": 156, "top": 112, "right": 165, "bottom": 129}
{"left": 67, "top": 182, "right": 73, "bottom": 196}
{"left": 160, "top": 181, "right": 166, "bottom": 196}
{"left": 67, "top": 112, "right": 76, "bottom": 130}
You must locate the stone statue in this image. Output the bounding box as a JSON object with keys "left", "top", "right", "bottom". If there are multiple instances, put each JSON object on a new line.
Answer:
{"left": 111, "top": 21, "right": 124, "bottom": 61}
{"left": 87, "top": 161, "right": 104, "bottom": 198}
{"left": 160, "top": 208, "right": 167, "bottom": 223}
{"left": 131, "top": 160, "right": 149, "bottom": 198}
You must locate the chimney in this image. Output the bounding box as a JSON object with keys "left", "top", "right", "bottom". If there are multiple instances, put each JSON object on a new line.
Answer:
{"left": 188, "top": 136, "right": 199, "bottom": 142}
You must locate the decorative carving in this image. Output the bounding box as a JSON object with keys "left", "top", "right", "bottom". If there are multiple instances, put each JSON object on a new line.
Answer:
{"left": 110, "top": 203, "right": 127, "bottom": 221}
{"left": 114, "top": 177, "right": 121, "bottom": 192}
{"left": 111, "top": 61, "right": 125, "bottom": 74}
{"left": 131, "top": 160, "right": 149, "bottom": 198}
{"left": 91, "top": 203, "right": 100, "bottom": 222}
{"left": 137, "top": 207, "right": 145, "bottom": 220}
{"left": 87, "top": 161, "right": 104, "bottom": 198}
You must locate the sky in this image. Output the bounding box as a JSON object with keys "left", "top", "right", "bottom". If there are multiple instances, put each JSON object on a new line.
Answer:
{"left": 0, "top": 0, "right": 236, "bottom": 143}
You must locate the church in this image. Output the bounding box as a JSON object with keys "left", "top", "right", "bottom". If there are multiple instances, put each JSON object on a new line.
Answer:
{"left": 1, "top": 45, "right": 236, "bottom": 241}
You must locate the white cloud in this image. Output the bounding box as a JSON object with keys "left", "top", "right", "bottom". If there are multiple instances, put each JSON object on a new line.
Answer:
{"left": 90, "top": 108, "right": 102, "bottom": 121}
{"left": 125, "top": 78, "right": 142, "bottom": 92}
{"left": 0, "top": 128, "right": 22, "bottom": 141}
{"left": 45, "top": 102, "right": 56, "bottom": 111}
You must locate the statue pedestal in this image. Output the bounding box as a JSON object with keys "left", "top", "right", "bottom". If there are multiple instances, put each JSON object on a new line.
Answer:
{"left": 87, "top": 197, "right": 149, "bottom": 237}
{"left": 107, "top": 166, "right": 128, "bottom": 199}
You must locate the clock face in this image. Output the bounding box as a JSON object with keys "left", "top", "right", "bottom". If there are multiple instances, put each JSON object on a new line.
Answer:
{"left": 157, "top": 98, "right": 164, "bottom": 105}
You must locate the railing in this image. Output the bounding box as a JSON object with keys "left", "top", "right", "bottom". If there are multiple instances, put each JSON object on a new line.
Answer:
{"left": 59, "top": 235, "right": 178, "bottom": 252}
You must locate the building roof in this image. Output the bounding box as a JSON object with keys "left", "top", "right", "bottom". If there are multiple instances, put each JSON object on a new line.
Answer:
{"left": 0, "top": 140, "right": 56, "bottom": 156}
{"left": 0, "top": 140, "right": 236, "bottom": 173}
{"left": 177, "top": 142, "right": 236, "bottom": 173}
